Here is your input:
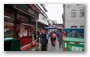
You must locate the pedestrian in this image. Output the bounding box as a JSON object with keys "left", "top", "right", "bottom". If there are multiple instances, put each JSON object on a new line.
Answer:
{"left": 71, "top": 30, "right": 75, "bottom": 37}
{"left": 46, "top": 31, "right": 49, "bottom": 49}
{"left": 62, "top": 31, "right": 66, "bottom": 37}
{"left": 57, "top": 30, "right": 61, "bottom": 38}
{"left": 38, "top": 30, "right": 47, "bottom": 51}
{"left": 59, "top": 30, "right": 63, "bottom": 48}
{"left": 51, "top": 31, "right": 57, "bottom": 46}
{"left": 48, "top": 31, "right": 50, "bottom": 38}
{"left": 50, "top": 31, "right": 53, "bottom": 45}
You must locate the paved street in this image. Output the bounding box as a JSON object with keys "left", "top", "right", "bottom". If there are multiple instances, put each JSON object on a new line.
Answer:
{"left": 27, "top": 37, "right": 63, "bottom": 51}
{"left": 47, "top": 38, "right": 62, "bottom": 51}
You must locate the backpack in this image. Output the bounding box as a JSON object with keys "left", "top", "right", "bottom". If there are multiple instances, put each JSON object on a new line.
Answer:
{"left": 52, "top": 33, "right": 56, "bottom": 38}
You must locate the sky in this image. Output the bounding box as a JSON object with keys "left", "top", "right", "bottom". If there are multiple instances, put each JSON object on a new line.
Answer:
{"left": 45, "top": 4, "right": 63, "bottom": 24}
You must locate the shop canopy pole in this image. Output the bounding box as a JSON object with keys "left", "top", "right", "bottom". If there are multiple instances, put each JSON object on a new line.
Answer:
{"left": 36, "top": 20, "right": 39, "bottom": 48}
{"left": 35, "top": 20, "right": 37, "bottom": 37}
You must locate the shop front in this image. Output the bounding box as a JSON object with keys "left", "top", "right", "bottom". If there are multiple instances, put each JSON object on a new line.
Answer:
{"left": 4, "top": 4, "right": 39, "bottom": 51}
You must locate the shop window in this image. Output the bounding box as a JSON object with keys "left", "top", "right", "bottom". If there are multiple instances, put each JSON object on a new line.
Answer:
{"left": 4, "top": 8, "right": 14, "bottom": 38}
{"left": 71, "top": 10, "right": 76, "bottom": 18}
{"left": 17, "top": 14, "right": 33, "bottom": 37}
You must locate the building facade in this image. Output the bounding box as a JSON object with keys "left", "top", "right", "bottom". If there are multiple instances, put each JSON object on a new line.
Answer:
{"left": 53, "top": 24, "right": 63, "bottom": 29}
{"left": 63, "top": 4, "right": 85, "bottom": 28}
{"left": 52, "top": 20, "right": 57, "bottom": 25}
{"left": 47, "top": 19, "right": 57, "bottom": 26}
{"left": 34, "top": 4, "right": 48, "bottom": 30}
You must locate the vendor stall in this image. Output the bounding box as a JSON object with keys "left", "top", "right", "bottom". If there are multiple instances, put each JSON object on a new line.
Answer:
{"left": 4, "top": 4, "right": 39, "bottom": 51}
{"left": 62, "top": 28, "right": 84, "bottom": 51}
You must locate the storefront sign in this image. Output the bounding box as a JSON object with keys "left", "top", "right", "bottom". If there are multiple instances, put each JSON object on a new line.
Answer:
{"left": 14, "top": 4, "right": 39, "bottom": 19}
{"left": 66, "top": 44, "right": 84, "bottom": 51}
{"left": 71, "top": 46, "right": 83, "bottom": 51}
{"left": 45, "top": 26, "right": 57, "bottom": 29}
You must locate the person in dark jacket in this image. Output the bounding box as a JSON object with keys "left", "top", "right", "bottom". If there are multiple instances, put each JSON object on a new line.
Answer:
{"left": 46, "top": 31, "right": 49, "bottom": 49}
{"left": 39, "top": 30, "right": 47, "bottom": 51}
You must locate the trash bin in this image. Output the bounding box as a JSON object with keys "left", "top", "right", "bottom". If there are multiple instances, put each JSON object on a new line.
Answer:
{"left": 4, "top": 38, "right": 21, "bottom": 51}
{"left": 63, "top": 37, "right": 84, "bottom": 51}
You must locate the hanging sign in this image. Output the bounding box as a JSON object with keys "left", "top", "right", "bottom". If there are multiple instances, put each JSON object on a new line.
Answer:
{"left": 14, "top": 4, "right": 39, "bottom": 19}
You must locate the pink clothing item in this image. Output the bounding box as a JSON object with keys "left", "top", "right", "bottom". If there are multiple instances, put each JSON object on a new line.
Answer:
{"left": 52, "top": 33, "right": 56, "bottom": 38}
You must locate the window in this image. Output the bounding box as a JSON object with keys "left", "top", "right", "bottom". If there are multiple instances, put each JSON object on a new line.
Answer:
{"left": 71, "top": 26, "right": 77, "bottom": 28}
{"left": 80, "top": 9, "right": 84, "bottom": 17}
{"left": 71, "top": 10, "right": 76, "bottom": 18}
{"left": 80, "top": 26, "right": 84, "bottom": 28}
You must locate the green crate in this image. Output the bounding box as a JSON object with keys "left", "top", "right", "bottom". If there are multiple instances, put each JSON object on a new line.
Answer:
{"left": 4, "top": 38, "right": 21, "bottom": 51}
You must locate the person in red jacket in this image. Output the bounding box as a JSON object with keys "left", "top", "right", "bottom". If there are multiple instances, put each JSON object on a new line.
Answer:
{"left": 62, "top": 31, "right": 66, "bottom": 37}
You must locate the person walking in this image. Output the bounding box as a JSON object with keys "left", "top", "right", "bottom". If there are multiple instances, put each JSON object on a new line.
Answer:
{"left": 59, "top": 30, "right": 63, "bottom": 48}
{"left": 38, "top": 30, "right": 47, "bottom": 51}
{"left": 50, "top": 31, "right": 53, "bottom": 45}
{"left": 57, "top": 30, "right": 60, "bottom": 38}
{"left": 46, "top": 31, "right": 49, "bottom": 49}
{"left": 51, "top": 31, "right": 57, "bottom": 46}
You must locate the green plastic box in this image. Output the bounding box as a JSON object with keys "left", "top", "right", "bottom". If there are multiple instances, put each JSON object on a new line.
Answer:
{"left": 4, "top": 38, "right": 21, "bottom": 51}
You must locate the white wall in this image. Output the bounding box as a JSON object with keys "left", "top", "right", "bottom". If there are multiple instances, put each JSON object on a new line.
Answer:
{"left": 38, "top": 14, "right": 48, "bottom": 25}
{"left": 64, "top": 4, "right": 84, "bottom": 28}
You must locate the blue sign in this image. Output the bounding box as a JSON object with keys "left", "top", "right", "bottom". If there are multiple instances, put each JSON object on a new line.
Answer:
{"left": 45, "top": 26, "right": 57, "bottom": 29}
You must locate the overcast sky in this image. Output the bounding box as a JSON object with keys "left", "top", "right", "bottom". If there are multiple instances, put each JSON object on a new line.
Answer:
{"left": 45, "top": 4, "right": 63, "bottom": 24}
